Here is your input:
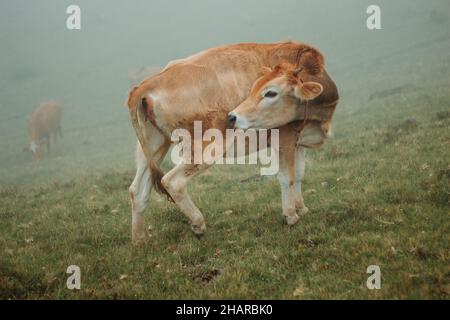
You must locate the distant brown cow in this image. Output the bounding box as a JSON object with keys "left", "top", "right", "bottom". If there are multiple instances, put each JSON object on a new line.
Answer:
{"left": 25, "top": 101, "right": 62, "bottom": 161}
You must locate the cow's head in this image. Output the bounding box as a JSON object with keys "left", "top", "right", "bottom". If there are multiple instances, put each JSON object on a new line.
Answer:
{"left": 228, "top": 50, "right": 325, "bottom": 129}
{"left": 23, "top": 119, "right": 40, "bottom": 161}
{"left": 23, "top": 141, "right": 40, "bottom": 161}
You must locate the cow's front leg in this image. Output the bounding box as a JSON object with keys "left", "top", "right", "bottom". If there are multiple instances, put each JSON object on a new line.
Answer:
{"left": 295, "top": 146, "right": 309, "bottom": 215}
{"left": 277, "top": 147, "right": 300, "bottom": 226}
{"left": 161, "top": 162, "right": 210, "bottom": 235}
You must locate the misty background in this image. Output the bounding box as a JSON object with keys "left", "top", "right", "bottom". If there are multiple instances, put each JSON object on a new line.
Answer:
{"left": 0, "top": 0, "right": 449, "bottom": 186}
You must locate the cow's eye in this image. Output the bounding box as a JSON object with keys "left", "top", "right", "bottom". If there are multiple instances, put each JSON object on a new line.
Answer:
{"left": 264, "top": 90, "right": 278, "bottom": 98}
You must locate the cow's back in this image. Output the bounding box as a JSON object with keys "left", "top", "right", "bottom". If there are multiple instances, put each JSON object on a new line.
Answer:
{"left": 131, "top": 42, "right": 337, "bottom": 135}
{"left": 30, "top": 101, "right": 62, "bottom": 138}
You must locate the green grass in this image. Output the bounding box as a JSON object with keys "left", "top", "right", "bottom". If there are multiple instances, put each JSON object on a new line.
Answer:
{"left": 1, "top": 84, "right": 449, "bottom": 298}
{"left": 1, "top": 2, "right": 450, "bottom": 298}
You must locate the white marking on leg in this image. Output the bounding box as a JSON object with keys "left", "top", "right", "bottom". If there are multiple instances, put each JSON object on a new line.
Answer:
{"left": 277, "top": 165, "right": 299, "bottom": 226}
{"left": 129, "top": 143, "right": 150, "bottom": 245}
{"left": 295, "top": 147, "right": 309, "bottom": 213}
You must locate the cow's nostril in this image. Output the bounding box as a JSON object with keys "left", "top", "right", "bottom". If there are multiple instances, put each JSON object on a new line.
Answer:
{"left": 227, "top": 113, "right": 237, "bottom": 124}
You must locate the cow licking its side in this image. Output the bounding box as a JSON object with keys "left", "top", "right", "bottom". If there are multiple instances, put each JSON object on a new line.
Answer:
{"left": 126, "top": 41, "right": 339, "bottom": 245}
{"left": 25, "top": 101, "right": 62, "bottom": 161}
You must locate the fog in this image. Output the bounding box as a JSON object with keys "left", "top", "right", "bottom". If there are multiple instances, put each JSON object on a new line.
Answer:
{"left": 0, "top": 0, "right": 449, "bottom": 186}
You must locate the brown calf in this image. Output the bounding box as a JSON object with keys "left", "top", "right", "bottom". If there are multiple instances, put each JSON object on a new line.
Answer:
{"left": 25, "top": 101, "right": 62, "bottom": 161}
{"left": 127, "top": 41, "right": 338, "bottom": 245}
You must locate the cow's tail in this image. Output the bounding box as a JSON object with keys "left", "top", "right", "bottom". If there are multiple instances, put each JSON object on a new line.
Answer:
{"left": 149, "top": 157, "right": 172, "bottom": 202}
{"left": 127, "top": 86, "right": 174, "bottom": 202}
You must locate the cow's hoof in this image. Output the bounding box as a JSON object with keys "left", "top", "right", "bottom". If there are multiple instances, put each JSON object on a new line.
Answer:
{"left": 191, "top": 221, "right": 206, "bottom": 236}
{"left": 297, "top": 206, "right": 309, "bottom": 215}
{"left": 285, "top": 213, "right": 300, "bottom": 226}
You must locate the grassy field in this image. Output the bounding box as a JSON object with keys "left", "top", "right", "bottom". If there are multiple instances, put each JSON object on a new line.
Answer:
{"left": 1, "top": 75, "right": 449, "bottom": 299}
{"left": 1, "top": 1, "right": 450, "bottom": 300}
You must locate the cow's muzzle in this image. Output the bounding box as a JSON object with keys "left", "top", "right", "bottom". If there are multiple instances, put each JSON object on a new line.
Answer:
{"left": 227, "top": 112, "right": 237, "bottom": 127}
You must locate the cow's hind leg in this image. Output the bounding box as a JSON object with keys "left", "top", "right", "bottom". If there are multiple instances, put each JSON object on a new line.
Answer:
{"left": 129, "top": 143, "right": 151, "bottom": 245}
{"left": 129, "top": 138, "right": 169, "bottom": 245}
{"left": 161, "top": 163, "right": 210, "bottom": 235}
{"left": 295, "top": 146, "right": 309, "bottom": 214}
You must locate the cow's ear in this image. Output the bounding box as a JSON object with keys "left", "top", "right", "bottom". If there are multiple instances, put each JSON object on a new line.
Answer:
{"left": 298, "top": 48, "right": 324, "bottom": 75}
{"left": 294, "top": 81, "right": 323, "bottom": 100}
